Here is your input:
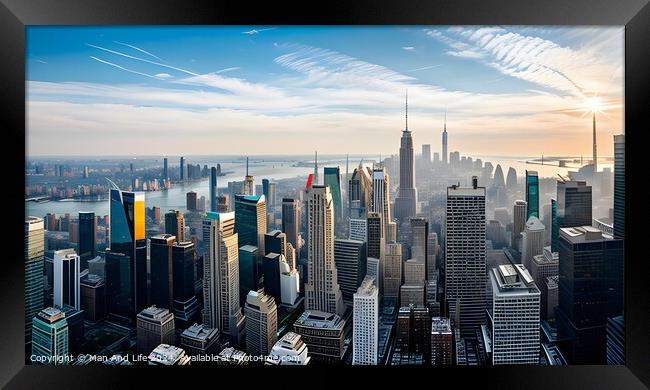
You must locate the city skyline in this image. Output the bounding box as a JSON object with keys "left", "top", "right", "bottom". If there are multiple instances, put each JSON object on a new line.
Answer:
{"left": 27, "top": 26, "right": 623, "bottom": 156}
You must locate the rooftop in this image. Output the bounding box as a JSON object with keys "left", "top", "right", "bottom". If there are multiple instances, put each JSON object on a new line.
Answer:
{"left": 525, "top": 216, "right": 545, "bottom": 231}
{"left": 294, "top": 310, "right": 345, "bottom": 330}
{"left": 181, "top": 323, "right": 218, "bottom": 341}
{"left": 431, "top": 317, "right": 452, "bottom": 334}
{"left": 491, "top": 264, "right": 539, "bottom": 295}
{"left": 137, "top": 306, "right": 173, "bottom": 321}
{"left": 355, "top": 276, "right": 378, "bottom": 297}
{"left": 148, "top": 344, "right": 187, "bottom": 365}
{"left": 239, "top": 245, "right": 258, "bottom": 253}
{"left": 560, "top": 226, "right": 613, "bottom": 243}
{"left": 38, "top": 307, "right": 65, "bottom": 323}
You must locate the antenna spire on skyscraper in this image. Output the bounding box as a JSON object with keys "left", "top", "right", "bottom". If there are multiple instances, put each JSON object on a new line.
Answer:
{"left": 405, "top": 89, "right": 409, "bottom": 131}
{"left": 246, "top": 156, "right": 249, "bottom": 176}
{"left": 444, "top": 109, "right": 447, "bottom": 132}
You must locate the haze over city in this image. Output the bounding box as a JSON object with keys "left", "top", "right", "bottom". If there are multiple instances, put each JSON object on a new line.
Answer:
{"left": 27, "top": 26, "right": 623, "bottom": 157}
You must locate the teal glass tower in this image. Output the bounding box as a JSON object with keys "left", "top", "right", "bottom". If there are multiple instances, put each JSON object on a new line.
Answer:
{"left": 25, "top": 217, "right": 45, "bottom": 348}
{"left": 31, "top": 307, "right": 69, "bottom": 365}
{"left": 324, "top": 167, "right": 343, "bottom": 227}
{"left": 234, "top": 194, "right": 267, "bottom": 254}
{"left": 525, "top": 170, "right": 539, "bottom": 219}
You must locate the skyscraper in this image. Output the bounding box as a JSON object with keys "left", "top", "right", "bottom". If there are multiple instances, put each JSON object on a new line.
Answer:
{"left": 394, "top": 93, "right": 417, "bottom": 222}
{"left": 109, "top": 188, "right": 146, "bottom": 321}
{"left": 506, "top": 167, "right": 517, "bottom": 191}
{"left": 262, "top": 253, "right": 283, "bottom": 304}
{"left": 421, "top": 144, "right": 431, "bottom": 165}
{"left": 150, "top": 234, "right": 176, "bottom": 310}
{"left": 442, "top": 112, "right": 448, "bottom": 165}
{"left": 78, "top": 211, "right": 96, "bottom": 269}
{"left": 165, "top": 210, "right": 185, "bottom": 242}
{"left": 348, "top": 162, "right": 373, "bottom": 219}
{"left": 136, "top": 306, "right": 175, "bottom": 356}
{"left": 234, "top": 194, "right": 267, "bottom": 256}
{"left": 25, "top": 217, "right": 45, "bottom": 347}
{"left": 210, "top": 167, "right": 218, "bottom": 212}
{"left": 304, "top": 185, "right": 345, "bottom": 316}
{"left": 430, "top": 317, "right": 453, "bottom": 366}
{"left": 202, "top": 212, "right": 244, "bottom": 344}
{"left": 180, "top": 156, "right": 185, "bottom": 181}
{"left": 383, "top": 242, "right": 402, "bottom": 298}
{"left": 521, "top": 216, "right": 546, "bottom": 270}
{"left": 513, "top": 200, "right": 527, "bottom": 249}
{"left": 366, "top": 211, "right": 384, "bottom": 291}
{"left": 353, "top": 276, "right": 379, "bottom": 365}
{"left": 31, "top": 307, "right": 69, "bottom": 365}
{"left": 186, "top": 191, "right": 197, "bottom": 211}
{"left": 244, "top": 289, "right": 278, "bottom": 357}
{"left": 371, "top": 167, "right": 391, "bottom": 237}
{"left": 553, "top": 180, "right": 592, "bottom": 250}
{"left": 163, "top": 157, "right": 168, "bottom": 180}
{"left": 556, "top": 226, "right": 624, "bottom": 364}
{"left": 333, "top": 238, "right": 367, "bottom": 305}
{"left": 238, "top": 245, "right": 259, "bottom": 306}
{"left": 313, "top": 151, "right": 319, "bottom": 185}
{"left": 525, "top": 170, "right": 539, "bottom": 219}
{"left": 410, "top": 218, "right": 428, "bottom": 274}
{"left": 489, "top": 264, "right": 541, "bottom": 365}
{"left": 324, "top": 167, "right": 343, "bottom": 229}
{"left": 445, "top": 179, "right": 486, "bottom": 338}
{"left": 613, "top": 134, "right": 624, "bottom": 239}
{"left": 282, "top": 198, "right": 301, "bottom": 254}
{"left": 264, "top": 230, "right": 286, "bottom": 257}
{"left": 53, "top": 249, "right": 81, "bottom": 310}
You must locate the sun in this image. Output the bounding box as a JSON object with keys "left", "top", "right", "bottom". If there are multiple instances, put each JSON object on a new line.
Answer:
{"left": 585, "top": 97, "right": 602, "bottom": 113}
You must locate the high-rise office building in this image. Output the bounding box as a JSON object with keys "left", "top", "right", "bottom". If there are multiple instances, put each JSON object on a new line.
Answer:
{"left": 525, "top": 170, "right": 539, "bottom": 219}
{"left": 164, "top": 210, "right": 185, "bottom": 242}
{"left": 553, "top": 180, "right": 592, "bottom": 250}
{"left": 109, "top": 188, "right": 146, "bottom": 321}
{"left": 202, "top": 212, "right": 245, "bottom": 344}
{"left": 606, "top": 315, "right": 625, "bottom": 365}
{"left": 163, "top": 157, "right": 168, "bottom": 180}
{"left": 293, "top": 310, "right": 346, "bottom": 364}
{"left": 181, "top": 323, "right": 219, "bottom": 356}
{"left": 394, "top": 95, "right": 417, "bottom": 222}
{"left": 80, "top": 273, "right": 105, "bottom": 321}
{"left": 371, "top": 167, "right": 391, "bottom": 238}
{"left": 136, "top": 306, "right": 175, "bottom": 356}
{"left": 353, "top": 276, "right": 379, "bottom": 365}
{"left": 556, "top": 226, "right": 624, "bottom": 364}
{"left": 334, "top": 238, "right": 367, "bottom": 305}
{"left": 506, "top": 167, "right": 517, "bottom": 190}
{"left": 348, "top": 163, "right": 373, "bottom": 219}
{"left": 366, "top": 211, "right": 384, "bottom": 293}
{"left": 186, "top": 191, "right": 197, "bottom": 211}
{"left": 324, "top": 167, "right": 343, "bottom": 228}
{"left": 235, "top": 194, "right": 267, "bottom": 256}
{"left": 264, "top": 230, "right": 286, "bottom": 257}
{"left": 282, "top": 198, "right": 301, "bottom": 253}
{"left": 513, "top": 200, "right": 527, "bottom": 249}
{"left": 26, "top": 217, "right": 45, "bottom": 346}
{"left": 210, "top": 167, "right": 218, "bottom": 212}
{"left": 530, "top": 246, "right": 559, "bottom": 287}
{"left": 78, "top": 211, "right": 96, "bottom": 269}
{"left": 280, "top": 260, "right": 300, "bottom": 305}
{"left": 53, "top": 249, "right": 80, "bottom": 310}
{"left": 150, "top": 234, "right": 176, "bottom": 309}
{"left": 304, "top": 185, "right": 345, "bottom": 316}
{"left": 410, "top": 218, "right": 428, "bottom": 272}
{"left": 613, "top": 134, "right": 624, "bottom": 239}
{"left": 172, "top": 240, "right": 198, "bottom": 327}
{"left": 349, "top": 218, "right": 367, "bottom": 242}
{"left": 31, "top": 307, "right": 69, "bottom": 365}
{"left": 262, "top": 253, "right": 283, "bottom": 304}
{"left": 442, "top": 114, "right": 448, "bottom": 165}
{"left": 430, "top": 317, "right": 453, "bottom": 366}
{"left": 421, "top": 144, "right": 431, "bottom": 165}
{"left": 521, "top": 216, "right": 546, "bottom": 270}
{"left": 180, "top": 156, "right": 185, "bottom": 181}
{"left": 489, "top": 264, "right": 541, "bottom": 365}
{"left": 244, "top": 289, "right": 278, "bottom": 357}
{"left": 426, "top": 232, "right": 439, "bottom": 281}
{"left": 238, "top": 245, "right": 259, "bottom": 305}
{"left": 395, "top": 305, "right": 431, "bottom": 363}
{"left": 445, "top": 179, "right": 486, "bottom": 338}
{"left": 266, "top": 332, "right": 311, "bottom": 365}
{"left": 384, "top": 242, "right": 402, "bottom": 298}
{"left": 104, "top": 250, "right": 131, "bottom": 321}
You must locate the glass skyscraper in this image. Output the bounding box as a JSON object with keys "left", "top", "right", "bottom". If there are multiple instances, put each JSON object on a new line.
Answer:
{"left": 525, "top": 170, "right": 539, "bottom": 219}
{"left": 108, "top": 188, "right": 146, "bottom": 322}
{"left": 78, "top": 211, "right": 96, "bottom": 269}
{"left": 551, "top": 199, "right": 558, "bottom": 252}
{"left": 25, "top": 217, "right": 45, "bottom": 348}
{"left": 31, "top": 307, "right": 69, "bottom": 365}
{"left": 234, "top": 194, "right": 267, "bottom": 255}
{"left": 613, "top": 134, "right": 624, "bottom": 239}
{"left": 324, "top": 167, "right": 343, "bottom": 228}
{"left": 210, "top": 166, "right": 218, "bottom": 212}
{"left": 553, "top": 180, "right": 592, "bottom": 251}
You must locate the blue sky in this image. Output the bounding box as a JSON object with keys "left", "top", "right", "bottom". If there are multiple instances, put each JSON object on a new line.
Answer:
{"left": 26, "top": 26, "right": 624, "bottom": 156}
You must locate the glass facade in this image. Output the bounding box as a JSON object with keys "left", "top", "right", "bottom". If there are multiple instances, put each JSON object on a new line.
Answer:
{"left": 613, "top": 134, "right": 625, "bottom": 240}
{"left": 551, "top": 199, "right": 558, "bottom": 252}
{"left": 109, "top": 189, "right": 147, "bottom": 321}
{"left": 234, "top": 194, "right": 267, "bottom": 252}
{"left": 525, "top": 170, "right": 539, "bottom": 219}
{"left": 238, "top": 246, "right": 259, "bottom": 307}
{"left": 78, "top": 211, "right": 96, "bottom": 268}
{"left": 324, "top": 167, "right": 343, "bottom": 225}
{"left": 25, "top": 217, "right": 45, "bottom": 346}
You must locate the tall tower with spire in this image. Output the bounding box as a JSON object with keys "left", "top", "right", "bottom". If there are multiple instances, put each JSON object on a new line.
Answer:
{"left": 592, "top": 110, "right": 598, "bottom": 173}
{"left": 442, "top": 111, "right": 448, "bottom": 165}
{"left": 244, "top": 157, "right": 254, "bottom": 195}
{"left": 394, "top": 91, "right": 417, "bottom": 223}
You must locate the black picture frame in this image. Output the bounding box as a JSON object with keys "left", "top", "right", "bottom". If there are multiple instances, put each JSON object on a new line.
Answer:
{"left": 2, "top": 0, "right": 648, "bottom": 388}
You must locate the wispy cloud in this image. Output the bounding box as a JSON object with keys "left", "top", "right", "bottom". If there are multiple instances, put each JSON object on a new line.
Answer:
{"left": 113, "top": 41, "right": 163, "bottom": 61}
{"left": 407, "top": 64, "right": 441, "bottom": 72}
{"left": 90, "top": 56, "right": 161, "bottom": 80}
{"left": 155, "top": 73, "right": 173, "bottom": 79}
{"left": 211, "top": 67, "right": 240, "bottom": 74}
{"left": 402, "top": 46, "right": 415, "bottom": 51}
{"left": 243, "top": 27, "right": 277, "bottom": 35}
{"left": 445, "top": 49, "right": 484, "bottom": 59}
{"left": 35, "top": 59, "right": 48, "bottom": 64}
